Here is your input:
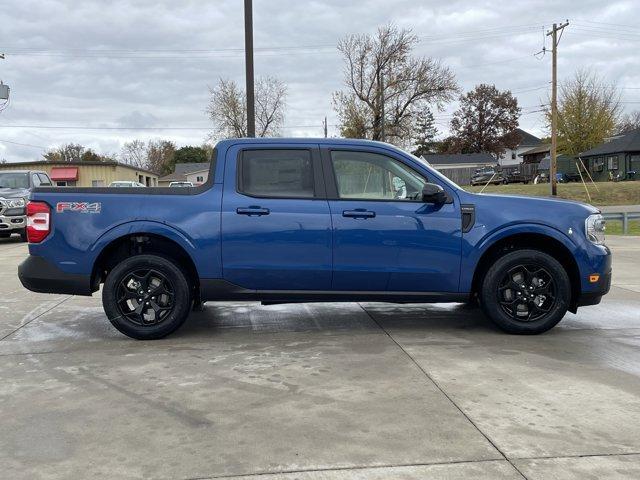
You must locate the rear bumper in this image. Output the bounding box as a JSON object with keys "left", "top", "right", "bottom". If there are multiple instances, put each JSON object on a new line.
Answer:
{"left": 18, "top": 255, "right": 94, "bottom": 296}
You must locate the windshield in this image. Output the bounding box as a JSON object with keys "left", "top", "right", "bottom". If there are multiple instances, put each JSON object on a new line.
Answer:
{"left": 0, "top": 172, "right": 29, "bottom": 189}
{"left": 409, "top": 153, "right": 463, "bottom": 191}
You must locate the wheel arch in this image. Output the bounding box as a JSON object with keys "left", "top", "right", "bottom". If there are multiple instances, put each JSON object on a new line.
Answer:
{"left": 90, "top": 223, "right": 200, "bottom": 300}
{"left": 470, "top": 230, "right": 581, "bottom": 312}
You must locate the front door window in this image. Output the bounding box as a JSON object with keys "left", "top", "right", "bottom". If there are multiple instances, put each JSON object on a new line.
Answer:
{"left": 331, "top": 150, "right": 426, "bottom": 201}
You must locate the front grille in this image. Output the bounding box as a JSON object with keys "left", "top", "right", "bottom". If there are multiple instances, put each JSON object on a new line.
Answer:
{"left": 0, "top": 200, "right": 5, "bottom": 215}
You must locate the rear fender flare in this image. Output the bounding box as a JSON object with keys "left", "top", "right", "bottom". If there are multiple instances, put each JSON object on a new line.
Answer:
{"left": 88, "top": 220, "right": 199, "bottom": 275}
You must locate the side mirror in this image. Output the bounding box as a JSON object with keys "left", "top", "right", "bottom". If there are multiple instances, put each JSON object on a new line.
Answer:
{"left": 422, "top": 183, "right": 447, "bottom": 204}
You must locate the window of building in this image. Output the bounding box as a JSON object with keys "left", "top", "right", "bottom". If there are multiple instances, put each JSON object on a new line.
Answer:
{"left": 196, "top": 176, "right": 204, "bottom": 183}
{"left": 56, "top": 181, "right": 76, "bottom": 187}
{"left": 331, "top": 150, "right": 427, "bottom": 201}
{"left": 238, "top": 149, "right": 315, "bottom": 198}
{"left": 593, "top": 157, "right": 604, "bottom": 172}
{"left": 607, "top": 155, "right": 619, "bottom": 170}
{"left": 631, "top": 155, "right": 640, "bottom": 172}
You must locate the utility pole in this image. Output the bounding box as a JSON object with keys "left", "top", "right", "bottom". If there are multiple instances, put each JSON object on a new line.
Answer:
{"left": 244, "top": 0, "right": 255, "bottom": 137}
{"left": 379, "top": 71, "right": 386, "bottom": 142}
{"left": 323, "top": 116, "right": 328, "bottom": 138}
{"left": 547, "top": 20, "right": 569, "bottom": 196}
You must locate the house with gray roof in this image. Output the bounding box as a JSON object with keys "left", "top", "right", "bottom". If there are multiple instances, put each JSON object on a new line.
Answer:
{"left": 158, "top": 162, "right": 211, "bottom": 186}
{"left": 579, "top": 128, "right": 640, "bottom": 181}
{"left": 498, "top": 128, "right": 542, "bottom": 167}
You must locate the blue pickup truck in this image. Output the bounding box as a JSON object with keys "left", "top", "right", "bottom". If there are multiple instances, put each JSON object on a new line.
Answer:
{"left": 18, "top": 138, "right": 611, "bottom": 339}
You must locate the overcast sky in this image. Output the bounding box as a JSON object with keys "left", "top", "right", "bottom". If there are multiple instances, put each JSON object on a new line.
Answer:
{"left": 0, "top": 0, "right": 638, "bottom": 162}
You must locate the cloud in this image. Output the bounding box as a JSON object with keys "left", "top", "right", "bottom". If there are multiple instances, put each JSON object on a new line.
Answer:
{"left": 0, "top": 0, "right": 638, "bottom": 161}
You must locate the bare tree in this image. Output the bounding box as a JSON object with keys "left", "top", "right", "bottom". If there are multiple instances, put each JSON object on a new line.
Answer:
{"left": 120, "top": 139, "right": 146, "bottom": 168}
{"left": 119, "top": 139, "right": 177, "bottom": 174}
{"left": 333, "top": 24, "right": 457, "bottom": 145}
{"left": 207, "top": 77, "right": 287, "bottom": 139}
{"left": 618, "top": 110, "right": 640, "bottom": 134}
{"left": 545, "top": 69, "right": 621, "bottom": 155}
{"left": 146, "top": 140, "right": 177, "bottom": 175}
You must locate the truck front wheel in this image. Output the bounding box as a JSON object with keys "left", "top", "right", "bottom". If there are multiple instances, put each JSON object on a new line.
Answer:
{"left": 102, "top": 254, "right": 192, "bottom": 340}
{"left": 480, "top": 249, "right": 570, "bottom": 334}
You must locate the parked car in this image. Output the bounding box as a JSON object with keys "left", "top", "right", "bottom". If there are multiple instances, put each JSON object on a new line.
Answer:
{"left": 470, "top": 167, "right": 505, "bottom": 186}
{"left": 503, "top": 170, "right": 531, "bottom": 184}
{"left": 18, "top": 138, "right": 611, "bottom": 339}
{"left": 109, "top": 181, "right": 146, "bottom": 188}
{"left": 169, "top": 181, "right": 194, "bottom": 188}
{"left": 0, "top": 170, "right": 52, "bottom": 241}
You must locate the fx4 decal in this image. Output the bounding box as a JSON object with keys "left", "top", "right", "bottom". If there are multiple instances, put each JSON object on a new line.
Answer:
{"left": 56, "top": 202, "right": 102, "bottom": 214}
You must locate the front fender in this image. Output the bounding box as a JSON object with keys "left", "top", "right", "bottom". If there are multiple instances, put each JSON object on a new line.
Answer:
{"left": 460, "top": 222, "right": 578, "bottom": 292}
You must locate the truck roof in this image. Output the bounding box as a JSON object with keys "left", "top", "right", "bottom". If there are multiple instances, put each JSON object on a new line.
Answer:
{"left": 216, "top": 137, "right": 391, "bottom": 148}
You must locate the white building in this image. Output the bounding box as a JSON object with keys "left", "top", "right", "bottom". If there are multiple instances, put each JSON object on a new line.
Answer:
{"left": 498, "top": 129, "right": 542, "bottom": 167}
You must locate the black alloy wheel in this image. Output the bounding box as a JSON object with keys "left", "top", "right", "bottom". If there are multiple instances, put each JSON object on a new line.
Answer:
{"left": 103, "top": 254, "right": 191, "bottom": 339}
{"left": 116, "top": 268, "right": 175, "bottom": 326}
{"left": 497, "top": 264, "right": 557, "bottom": 322}
{"left": 480, "top": 249, "right": 570, "bottom": 334}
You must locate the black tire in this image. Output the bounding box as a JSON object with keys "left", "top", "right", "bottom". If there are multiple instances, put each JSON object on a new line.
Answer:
{"left": 480, "top": 249, "right": 570, "bottom": 334}
{"left": 102, "top": 254, "right": 192, "bottom": 340}
{"left": 19, "top": 228, "right": 28, "bottom": 242}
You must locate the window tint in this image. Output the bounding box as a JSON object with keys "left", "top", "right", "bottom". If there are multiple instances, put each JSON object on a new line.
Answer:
{"left": 38, "top": 173, "right": 52, "bottom": 186}
{"left": 240, "top": 149, "right": 314, "bottom": 198}
{"left": 331, "top": 151, "right": 426, "bottom": 201}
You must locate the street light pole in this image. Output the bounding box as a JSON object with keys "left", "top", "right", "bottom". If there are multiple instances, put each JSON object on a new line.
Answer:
{"left": 244, "top": 0, "right": 255, "bottom": 137}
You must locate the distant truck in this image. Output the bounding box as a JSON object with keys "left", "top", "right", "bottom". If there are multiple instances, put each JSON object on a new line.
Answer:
{"left": 0, "top": 170, "right": 53, "bottom": 241}
{"left": 18, "top": 139, "right": 611, "bottom": 339}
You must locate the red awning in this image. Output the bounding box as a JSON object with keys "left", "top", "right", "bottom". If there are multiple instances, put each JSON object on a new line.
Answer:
{"left": 50, "top": 167, "right": 78, "bottom": 181}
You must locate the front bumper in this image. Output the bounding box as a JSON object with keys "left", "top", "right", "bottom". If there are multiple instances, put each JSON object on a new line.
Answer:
{"left": 576, "top": 269, "right": 612, "bottom": 307}
{"left": 574, "top": 245, "right": 612, "bottom": 309}
{"left": 0, "top": 214, "right": 26, "bottom": 232}
{"left": 18, "top": 255, "right": 95, "bottom": 296}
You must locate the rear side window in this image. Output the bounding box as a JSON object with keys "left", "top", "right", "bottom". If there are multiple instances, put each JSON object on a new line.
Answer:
{"left": 239, "top": 149, "right": 314, "bottom": 198}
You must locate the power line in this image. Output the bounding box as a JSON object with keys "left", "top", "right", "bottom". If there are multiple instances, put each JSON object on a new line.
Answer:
{"left": 0, "top": 138, "right": 46, "bottom": 149}
{"left": 0, "top": 24, "right": 549, "bottom": 60}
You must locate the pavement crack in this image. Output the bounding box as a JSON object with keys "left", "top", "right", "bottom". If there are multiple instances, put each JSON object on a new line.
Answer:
{"left": 179, "top": 458, "right": 513, "bottom": 480}
{"left": 0, "top": 295, "right": 72, "bottom": 341}
{"left": 357, "top": 303, "right": 529, "bottom": 480}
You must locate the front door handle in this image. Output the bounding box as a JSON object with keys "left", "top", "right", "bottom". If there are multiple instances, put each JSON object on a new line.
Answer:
{"left": 343, "top": 209, "right": 375, "bottom": 219}
{"left": 237, "top": 206, "right": 270, "bottom": 216}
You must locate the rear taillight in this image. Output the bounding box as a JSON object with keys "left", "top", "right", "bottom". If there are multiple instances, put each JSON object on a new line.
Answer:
{"left": 26, "top": 201, "right": 51, "bottom": 243}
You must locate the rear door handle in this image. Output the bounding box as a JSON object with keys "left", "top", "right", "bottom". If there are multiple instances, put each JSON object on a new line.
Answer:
{"left": 343, "top": 209, "right": 375, "bottom": 219}
{"left": 237, "top": 207, "right": 270, "bottom": 216}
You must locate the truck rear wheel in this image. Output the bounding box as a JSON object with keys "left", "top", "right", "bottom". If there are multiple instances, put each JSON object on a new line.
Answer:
{"left": 480, "top": 249, "right": 570, "bottom": 334}
{"left": 102, "top": 254, "right": 191, "bottom": 340}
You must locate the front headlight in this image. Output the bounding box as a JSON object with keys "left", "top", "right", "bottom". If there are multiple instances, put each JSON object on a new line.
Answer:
{"left": 6, "top": 198, "right": 26, "bottom": 208}
{"left": 585, "top": 213, "right": 606, "bottom": 245}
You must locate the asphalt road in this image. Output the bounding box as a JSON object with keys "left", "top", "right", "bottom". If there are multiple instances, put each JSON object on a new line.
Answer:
{"left": 1, "top": 236, "right": 639, "bottom": 480}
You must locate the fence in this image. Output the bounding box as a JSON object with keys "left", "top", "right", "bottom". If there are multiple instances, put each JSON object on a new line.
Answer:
{"left": 602, "top": 211, "right": 640, "bottom": 235}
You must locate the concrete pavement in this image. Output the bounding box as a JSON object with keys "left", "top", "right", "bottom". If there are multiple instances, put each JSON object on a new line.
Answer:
{"left": 0, "top": 236, "right": 639, "bottom": 479}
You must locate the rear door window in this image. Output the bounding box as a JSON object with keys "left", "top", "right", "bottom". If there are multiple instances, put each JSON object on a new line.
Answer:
{"left": 238, "top": 149, "right": 315, "bottom": 198}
